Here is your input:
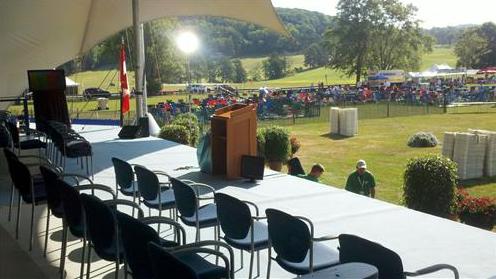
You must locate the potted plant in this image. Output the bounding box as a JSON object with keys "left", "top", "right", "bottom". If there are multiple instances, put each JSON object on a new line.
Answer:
{"left": 456, "top": 189, "right": 496, "bottom": 230}
{"left": 262, "top": 126, "right": 290, "bottom": 171}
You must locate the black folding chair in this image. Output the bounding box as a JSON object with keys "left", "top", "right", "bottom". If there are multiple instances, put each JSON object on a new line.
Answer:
{"left": 265, "top": 208, "right": 340, "bottom": 277}
{"left": 215, "top": 193, "right": 268, "bottom": 278}
{"left": 171, "top": 177, "right": 219, "bottom": 242}
{"left": 79, "top": 194, "right": 142, "bottom": 279}
{"left": 57, "top": 179, "right": 115, "bottom": 279}
{"left": 117, "top": 212, "right": 186, "bottom": 279}
{"left": 147, "top": 241, "right": 235, "bottom": 279}
{"left": 338, "top": 234, "right": 460, "bottom": 279}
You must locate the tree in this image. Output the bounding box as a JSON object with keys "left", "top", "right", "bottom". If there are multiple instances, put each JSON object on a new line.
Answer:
{"left": 263, "top": 54, "right": 288, "bottom": 80}
{"left": 454, "top": 22, "right": 496, "bottom": 68}
{"left": 232, "top": 59, "right": 247, "bottom": 83}
{"left": 324, "top": 0, "right": 432, "bottom": 82}
{"left": 218, "top": 58, "right": 235, "bottom": 82}
{"left": 455, "top": 28, "right": 488, "bottom": 68}
{"left": 304, "top": 43, "right": 328, "bottom": 68}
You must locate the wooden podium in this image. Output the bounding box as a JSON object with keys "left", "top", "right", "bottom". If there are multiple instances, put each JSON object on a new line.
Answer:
{"left": 211, "top": 104, "right": 257, "bottom": 179}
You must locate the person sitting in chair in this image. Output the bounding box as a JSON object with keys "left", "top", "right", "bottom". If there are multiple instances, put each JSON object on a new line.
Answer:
{"left": 298, "top": 163, "right": 325, "bottom": 183}
{"left": 345, "top": 160, "right": 376, "bottom": 198}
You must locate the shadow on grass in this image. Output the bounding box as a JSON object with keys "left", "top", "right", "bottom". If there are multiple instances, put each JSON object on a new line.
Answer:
{"left": 458, "top": 176, "right": 496, "bottom": 189}
{"left": 320, "top": 133, "right": 352, "bottom": 141}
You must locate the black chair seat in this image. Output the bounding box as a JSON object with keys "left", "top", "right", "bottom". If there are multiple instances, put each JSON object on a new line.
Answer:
{"left": 159, "top": 238, "right": 179, "bottom": 248}
{"left": 16, "top": 139, "right": 47, "bottom": 150}
{"left": 276, "top": 242, "right": 340, "bottom": 275}
{"left": 181, "top": 203, "right": 218, "bottom": 228}
{"left": 119, "top": 181, "right": 139, "bottom": 196}
{"left": 224, "top": 221, "right": 269, "bottom": 251}
{"left": 65, "top": 140, "right": 92, "bottom": 157}
{"left": 143, "top": 189, "right": 175, "bottom": 209}
{"left": 176, "top": 252, "right": 228, "bottom": 279}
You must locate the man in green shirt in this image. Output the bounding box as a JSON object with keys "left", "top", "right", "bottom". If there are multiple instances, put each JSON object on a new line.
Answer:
{"left": 298, "top": 163, "right": 325, "bottom": 183}
{"left": 345, "top": 160, "right": 376, "bottom": 198}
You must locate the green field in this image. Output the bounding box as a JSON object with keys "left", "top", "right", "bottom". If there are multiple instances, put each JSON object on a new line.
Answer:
{"left": 287, "top": 112, "right": 496, "bottom": 205}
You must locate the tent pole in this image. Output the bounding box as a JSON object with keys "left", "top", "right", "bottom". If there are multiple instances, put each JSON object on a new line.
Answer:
{"left": 132, "top": 0, "right": 147, "bottom": 121}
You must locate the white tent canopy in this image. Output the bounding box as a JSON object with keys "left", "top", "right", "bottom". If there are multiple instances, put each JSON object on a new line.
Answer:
{"left": 0, "top": 0, "right": 287, "bottom": 109}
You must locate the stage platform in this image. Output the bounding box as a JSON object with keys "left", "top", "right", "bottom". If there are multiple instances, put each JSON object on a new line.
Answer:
{"left": 1, "top": 125, "right": 496, "bottom": 278}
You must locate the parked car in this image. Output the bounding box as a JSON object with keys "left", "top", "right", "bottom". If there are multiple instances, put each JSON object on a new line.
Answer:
{"left": 83, "top": 87, "right": 111, "bottom": 99}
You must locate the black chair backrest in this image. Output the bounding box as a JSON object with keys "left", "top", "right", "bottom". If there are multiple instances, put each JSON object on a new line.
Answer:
{"left": 287, "top": 157, "right": 305, "bottom": 176}
{"left": 80, "top": 194, "right": 116, "bottom": 250}
{"left": 112, "top": 157, "right": 134, "bottom": 190}
{"left": 117, "top": 212, "right": 161, "bottom": 279}
{"left": 3, "top": 148, "right": 18, "bottom": 183}
{"left": 57, "top": 179, "right": 84, "bottom": 237}
{"left": 5, "top": 151, "right": 33, "bottom": 202}
{"left": 5, "top": 122, "right": 19, "bottom": 145}
{"left": 39, "top": 165, "right": 63, "bottom": 217}
{"left": 134, "top": 165, "right": 159, "bottom": 201}
{"left": 215, "top": 193, "right": 251, "bottom": 239}
{"left": 266, "top": 208, "right": 311, "bottom": 263}
{"left": 170, "top": 177, "right": 197, "bottom": 218}
{"left": 147, "top": 242, "right": 198, "bottom": 279}
{"left": 339, "top": 234, "right": 405, "bottom": 279}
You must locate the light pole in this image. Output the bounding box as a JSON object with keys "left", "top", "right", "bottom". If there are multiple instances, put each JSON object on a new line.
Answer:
{"left": 176, "top": 31, "right": 199, "bottom": 113}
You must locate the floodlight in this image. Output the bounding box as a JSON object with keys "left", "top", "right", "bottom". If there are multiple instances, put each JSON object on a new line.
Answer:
{"left": 176, "top": 31, "right": 199, "bottom": 55}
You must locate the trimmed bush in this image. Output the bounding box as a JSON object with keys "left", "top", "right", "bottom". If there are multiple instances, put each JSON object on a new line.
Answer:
{"left": 171, "top": 113, "right": 200, "bottom": 146}
{"left": 263, "top": 126, "right": 290, "bottom": 163}
{"left": 256, "top": 128, "right": 266, "bottom": 158}
{"left": 403, "top": 154, "right": 457, "bottom": 218}
{"left": 407, "top": 132, "right": 438, "bottom": 147}
{"left": 456, "top": 189, "right": 496, "bottom": 230}
{"left": 159, "top": 124, "right": 190, "bottom": 145}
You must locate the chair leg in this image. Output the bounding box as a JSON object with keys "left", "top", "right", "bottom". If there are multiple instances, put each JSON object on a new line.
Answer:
{"left": 15, "top": 195, "right": 21, "bottom": 239}
{"left": 29, "top": 202, "right": 35, "bottom": 251}
{"left": 86, "top": 244, "right": 92, "bottom": 279}
{"left": 158, "top": 206, "right": 162, "bottom": 236}
{"left": 115, "top": 258, "right": 119, "bottom": 279}
{"left": 249, "top": 249, "right": 255, "bottom": 279}
{"left": 266, "top": 248, "right": 272, "bottom": 279}
{"left": 124, "top": 261, "right": 128, "bottom": 279}
{"left": 196, "top": 227, "right": 200, "bottom": 242}
{"left": 240, "top": 250, "right": 244, "bottom": 269}
{"left": 257, "top": 250, "right": 261, "bottom": 277}
{"left": 8, "top": 184, "right": 14, "bottom": 222}
{"left": 59, "top": 223, "right": 68, "bottom": 279}
{"left": 80, "top": 238, "right": 87, "bottom": 279}
{"left": 44, "top": 208, "right": 51, "bottom": 257}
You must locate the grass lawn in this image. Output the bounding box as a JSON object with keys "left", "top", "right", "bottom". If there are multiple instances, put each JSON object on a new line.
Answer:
{"left": 286, "top": 112, "right": 496, "bottom": 205}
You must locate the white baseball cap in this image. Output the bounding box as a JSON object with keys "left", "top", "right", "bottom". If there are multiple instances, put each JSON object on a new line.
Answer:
{"left": 356, "top": 160, "right": 367, "bottom": 169}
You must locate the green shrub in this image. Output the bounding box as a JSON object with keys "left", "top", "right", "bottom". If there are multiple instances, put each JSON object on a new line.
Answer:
{"left": 171, "top": 113, "right": 200, "bottom": 146}
{"left": 159, "top": 124, "right": 190, "bottom": 145}
{"left": 407, "top": 132, "right": 438, "bottom": 147}
{"left": 403, "top": 154, "right": 457, "bottom": 218}
{"left": 263, "top": 126, "right": 290, "bottom": 163}
{"left": 256, "top": 128, "right": 266, "bottom": 158}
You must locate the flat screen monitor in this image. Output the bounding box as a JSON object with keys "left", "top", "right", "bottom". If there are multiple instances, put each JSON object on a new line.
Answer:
{"left": 241, "top": 155, "right": 265, "bottom": 182}
{"left": 28, "top": 69, "right": 66, "bottom": 92}
{"left": 27, "top": 69, "right": 70, "bottom": 131}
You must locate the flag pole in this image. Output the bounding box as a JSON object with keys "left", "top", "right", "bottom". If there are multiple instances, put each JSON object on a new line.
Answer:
{"left": 120, "top": 37, "right": 124, "bottom": 127}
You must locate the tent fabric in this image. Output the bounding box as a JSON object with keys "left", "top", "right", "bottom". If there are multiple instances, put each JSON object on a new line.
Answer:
{"left": 0, "top": 0, "right": 287, "bottom": 109}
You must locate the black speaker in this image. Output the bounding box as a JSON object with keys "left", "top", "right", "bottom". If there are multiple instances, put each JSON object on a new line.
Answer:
{"left": 118, "top": 125, "right": 140, "bottom": 139}
{"left": 137, "top": 117, "right": 149, "bottom": 137}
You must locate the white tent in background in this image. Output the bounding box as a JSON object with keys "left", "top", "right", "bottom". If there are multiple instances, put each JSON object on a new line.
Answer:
{"left": 428, "top": 64, "right": 454, "bottom": 72}
{"left": 0, "top": 0, "right": 287, "bottom": 109}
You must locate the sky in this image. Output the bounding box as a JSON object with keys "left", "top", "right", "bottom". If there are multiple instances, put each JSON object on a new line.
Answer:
{"left": 272, "top": 0, "right": 496, "bottom": 28}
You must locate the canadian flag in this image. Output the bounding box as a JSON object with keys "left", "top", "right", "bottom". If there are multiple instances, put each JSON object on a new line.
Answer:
{"left": 120, "top": 42, "right": 130, "bottom": 114}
